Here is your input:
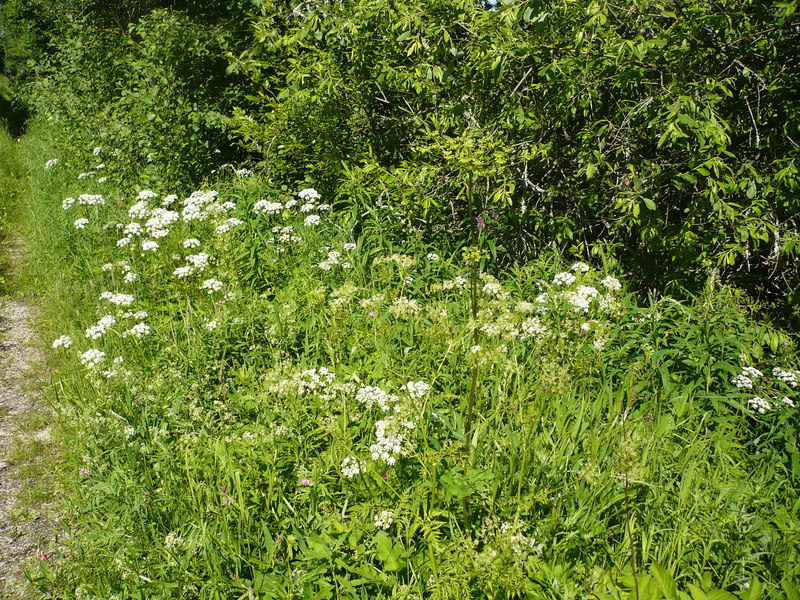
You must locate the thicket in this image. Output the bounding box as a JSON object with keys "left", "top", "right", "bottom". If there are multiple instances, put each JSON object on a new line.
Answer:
{"left": 2, "top": 0, "right": 799, "bottom": 322}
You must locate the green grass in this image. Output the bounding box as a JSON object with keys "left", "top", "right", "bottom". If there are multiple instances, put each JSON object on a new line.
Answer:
{"left": 7, "top": 119, "right": 800, "bottom": 600}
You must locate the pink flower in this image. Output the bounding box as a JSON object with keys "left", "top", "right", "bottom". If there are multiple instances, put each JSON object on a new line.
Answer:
{"left": 80, "top": 468, "right": 91, "bottom": 476}
{"left": 300, "top": 478, "right": 313, "bottom": 487}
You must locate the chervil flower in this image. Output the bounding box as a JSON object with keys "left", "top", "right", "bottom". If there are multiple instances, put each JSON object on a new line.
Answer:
{"left": 571, "top": 262, "right": 590, "bottom": 273}
{"left": 200, "top": 279, "right": 223, "bottom": 294}
{"left": 80, "top": 349, "right": 106, "bottom": 368}
{"left": 373, "top": 510, "right": 394, "bottom": 530}
{"left": 304, "top": 215, "right": 321, "bottom": 226}
{"left": 52, "top": 335, "right": 73, "bottom": 349}
{"left": 173, "top": 266, "right": 194, "bottom": 278}
{"left": 601, "top": 276, "right": 622, "bottom": 291}
{"left": 253, "top": 200, "right": 282, "bottom": 215}
{"left": 341, "top": 456, "right": 366, "bottom": 478}
{"left": 74, "top": 218, "right": 89, "bottom": 229}
{"left": 553, "top": 272, "right": 576, "bottom": 286}
{"left": 123, "top": 322, "right": 151, "bottom": 338}
{"left": 298, "top": 188, "right": 321, "bottom": 201}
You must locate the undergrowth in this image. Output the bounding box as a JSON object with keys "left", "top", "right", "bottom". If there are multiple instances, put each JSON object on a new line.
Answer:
{"left": 9, "top": 120, "right": 800, "bottom": 600}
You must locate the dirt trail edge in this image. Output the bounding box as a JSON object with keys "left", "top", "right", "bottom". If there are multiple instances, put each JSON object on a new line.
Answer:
{"left": 1, "top": 238, "right": 59, "bottom": 599}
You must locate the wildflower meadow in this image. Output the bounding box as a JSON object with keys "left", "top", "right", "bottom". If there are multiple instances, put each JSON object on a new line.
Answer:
{"left": 1, "top": 1, "right": 799, "bottom": 599}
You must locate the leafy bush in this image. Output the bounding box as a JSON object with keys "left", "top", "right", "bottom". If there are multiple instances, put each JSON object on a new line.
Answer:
{"left": 233, "top": 0, "right": 800, "bottom": 317}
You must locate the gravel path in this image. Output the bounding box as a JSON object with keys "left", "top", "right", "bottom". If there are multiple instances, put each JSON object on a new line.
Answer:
{"left": 0, "top": 240, "right": 59, "bottom": 598}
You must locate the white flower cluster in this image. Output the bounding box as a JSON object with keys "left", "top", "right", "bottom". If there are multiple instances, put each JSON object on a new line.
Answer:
{"left": 174, "top": 252, "right": 211, "bottom": 278}
{"left": 122, "top": 322, "right": 151, "bottom": 338}
{"left": 389, "top": 296, "right": 421, "bottom": 318}
{"left": 216, "top": 218, "right": 243, "bottom": 235}
{"left": 370, "top": 417, "right": 415, "bottom": 465}
{"left": 601, "top": 276, "right": 622, "bottom": 291}
{"left": 498, "top": 521, "right": 545, "bottom": 555}
{"left": 519, "top": 317, "right": 548, "bottom": 340}
{"left": 374, "top": 253, "right": 416, "bottom": 270}
{"left": 773, "top": 367, "right": 799, "bottom": 387}
{"left": 78, "top": 194, "right": 105, "bottom": 206}
{"left": 317, "top": 250, "right": 351, "bottom": 271}
{"left": 253, "top": 200, "right": 283, "bottom": 215}
{"left": 52, "top": 335, "right": 73, "bottom": 349}
{"left": 100, "top": 292, "right": 135, "bottom": 306}
{"left": 553, "top": 272, "right": 576, "bottom": 286}
{"left": 182, "top": 190, "right": 224, "bottom": 222}
{"left": 571, "top": 262, "right": 590, "bottom": 273}
{"left": 298, "top": 188, "right": 321, "bottom": 201}
{"left": 121, "top": 310, "right": 148, "bottom": 320}
{"left": 562, "top": 285, "right": 600, "bottom": 313}
{"left": 400, "top": 381, "right": 430, "bottom": 399}
{"left": 733, "top": 367, "right": 763, "bottom": 389}
{"left": 200, "top": 279, "right": 224, "bottom": 294}
{"left": 183, "top": 238, "right": 201, "bottom": 249}
{"left": 145, "top": 208, "right": 180, "bottom": 238}
{"left": 85, "top": 315, "right": 116, "bottom": 339}
{"left": 304, "top": 214, "right": 321, "bottom": 227}
{"left": 747, "top": 397, "right": 772, "bottom": 414}
{"left": 74, "top": 218, "right": 89, "bottom": 230}
{"left": 373, "top": 510, "right": 394, "bottom": 530}
{"left": 80, "top": 349, "right": 106, "bottom": 368}
{"left": 45, "top": 158, "right": 59, "bottom": 169}
{"left": 356, "top": 386, "right": 400, "bottom": 412}
{"left": 270, "top": 367, "right": 338, "bottom": 399}
{"left": 141, "top": 240, "right": 159, "bottom": 252}
{"left": 429, "top": 276, "right": 468, "bottom": 293}
{"left": 341, "top": 456, "right": 366, "bottom": 478}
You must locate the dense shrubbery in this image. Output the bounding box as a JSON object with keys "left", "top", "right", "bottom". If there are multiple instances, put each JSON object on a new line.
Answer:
{"left": 3, "top": 0, "right": 799, "bottom": 317}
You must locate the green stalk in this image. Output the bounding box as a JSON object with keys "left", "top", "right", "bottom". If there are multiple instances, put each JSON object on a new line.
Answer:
{"left": 462, "top": 176, "right": 480, "bottom": 526}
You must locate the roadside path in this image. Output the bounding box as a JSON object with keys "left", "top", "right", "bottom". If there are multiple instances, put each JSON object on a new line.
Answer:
{"left": 0, "top": 238, "right": 58, "bottom": 598}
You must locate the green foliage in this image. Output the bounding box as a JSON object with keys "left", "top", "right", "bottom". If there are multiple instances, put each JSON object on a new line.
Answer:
{"left": 12, "top": 121, "right": 800, "bottom": 598}
{"left": 234, "top": 0, "right": 800, "bottom": 317}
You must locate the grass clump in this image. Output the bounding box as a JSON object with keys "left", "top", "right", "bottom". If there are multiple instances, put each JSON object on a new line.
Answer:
{"left": 9, "top": 121, "right": 800, "bottom": 599}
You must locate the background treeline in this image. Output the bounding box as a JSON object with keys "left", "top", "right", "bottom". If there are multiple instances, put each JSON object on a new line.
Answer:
{"left": 2, "top": 0, "right": 799, "bottom": 321}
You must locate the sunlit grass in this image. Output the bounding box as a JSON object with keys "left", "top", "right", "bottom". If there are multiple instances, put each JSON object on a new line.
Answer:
{"left": 8, "top": 120, "right": 800, "bottom": 600}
